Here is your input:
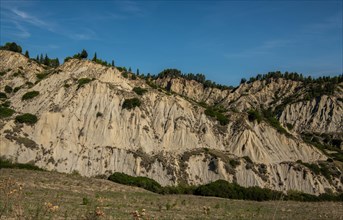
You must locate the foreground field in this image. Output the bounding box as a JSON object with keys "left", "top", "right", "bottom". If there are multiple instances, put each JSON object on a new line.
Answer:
{"left": 0, "top": 169, "right": 342, "bottom": 219}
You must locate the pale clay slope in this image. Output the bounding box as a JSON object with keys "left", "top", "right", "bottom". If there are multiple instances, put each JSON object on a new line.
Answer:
{"left": 0, "top": 50, "right": 341, "bottom": 195}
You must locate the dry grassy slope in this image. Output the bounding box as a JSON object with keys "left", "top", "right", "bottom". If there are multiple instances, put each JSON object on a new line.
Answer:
{"left": 0, "top": 50, "right": 342, "bottom": 195}
{"left": 1, "top": 168, "right": 342, "bottom": 220}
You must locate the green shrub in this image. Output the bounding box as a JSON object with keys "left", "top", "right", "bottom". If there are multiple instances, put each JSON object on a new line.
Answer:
{"left": 0, "top": 158, "right": 43, "bottom": 171}
{"left": 0, "top": 107, "right": 15, "bottom": 118}
{"left": 1, "top": 101, "right": 11, "bottom": 107}
{"left": 13, "top": 86, "right": 21, "bottom": 93}
{"left": 4, "top": 85, "right": 13, "bottom": 93}
{"left": 133, "top": 87, "right": 148, "bottom": 96}
{"left": 247, "top": 109, "right": 262, "bottom": 123}
{"left": 122, "top": 98, "right": 141, "bottom": 110}
{"left": 36, "top": 72, "right": 50, "bottom": 80}
{"left": 15, "top": 113, "right": 38, "bottom": 125}
{"left": 122, "top": 72, "right": 128, "bottom": 78}
{"left": 96, "top": 112, "right": 103, "bottom": 117}
{"left": 0, "top": 71, "right": 7, "bottom": 76}
{"left": 22, "top": 91, "right": 39, "bottom": 100}
{"left": 0, "top": 92, "right": 7, "bottom": 99}
{"left": 108, "top": 172, "right": 162, "bottom": 193}
{"left": 204, "top": 107, "right": 229, "bottom": 125}
{"left": 77, "top": 78, "right": 93, "bottom": 89}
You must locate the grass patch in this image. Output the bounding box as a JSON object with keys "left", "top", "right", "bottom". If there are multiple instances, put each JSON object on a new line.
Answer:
{"left": 22, "top": 91, "right": 39, "bottom": 100}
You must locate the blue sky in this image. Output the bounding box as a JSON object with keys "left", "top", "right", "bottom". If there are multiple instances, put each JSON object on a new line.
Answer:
{"left": 1, "top": 0, "right": 342, "bottom": 86}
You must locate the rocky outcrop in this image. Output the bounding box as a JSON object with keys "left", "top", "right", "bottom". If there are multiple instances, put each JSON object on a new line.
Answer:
{"left": 0, "top": 50, "right": 342, "bottom": 195}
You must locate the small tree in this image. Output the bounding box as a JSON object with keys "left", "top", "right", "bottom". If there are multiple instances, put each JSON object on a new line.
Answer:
{"left": 136, "top": 68, "right": 140, "bottom": 75}
{"left": 111, "top": 60, "right": 115, "bottom": 67}
{"left": 80, "top": 49, "right": 88, "bottom": 59}
{"left": 92, "top": 52, "right": 97, "bottom": 62}
{"left": 24, "top": 50, "right": 30, "bottom": 58}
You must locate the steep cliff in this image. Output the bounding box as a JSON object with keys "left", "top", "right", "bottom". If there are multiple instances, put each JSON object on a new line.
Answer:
{"left": 1, "top": 50, "right": 342, "bottom": 195}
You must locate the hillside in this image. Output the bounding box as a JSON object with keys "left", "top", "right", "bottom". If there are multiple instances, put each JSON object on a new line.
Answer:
{"left": 1, "top": 168, "right": 342, "bottom": 219}
{"left": 0, "top": 49, "right": 342, "bottom": 195}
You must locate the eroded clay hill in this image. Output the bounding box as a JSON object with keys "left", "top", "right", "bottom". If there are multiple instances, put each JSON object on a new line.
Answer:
{"left": 1, "top": 50, "right": 342, "bottom": 195}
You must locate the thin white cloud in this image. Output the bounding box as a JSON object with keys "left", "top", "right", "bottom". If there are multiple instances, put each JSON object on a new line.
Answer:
{"left": 225, "top": 39, "right": 292, "bottom": 59}
{"left": 11, "top": 8, "right": 47, "bottom": 27}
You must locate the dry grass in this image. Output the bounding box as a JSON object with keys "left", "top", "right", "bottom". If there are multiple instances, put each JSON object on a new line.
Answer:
{"left": 0, "top": 168, "right": 342, "bottom": 219}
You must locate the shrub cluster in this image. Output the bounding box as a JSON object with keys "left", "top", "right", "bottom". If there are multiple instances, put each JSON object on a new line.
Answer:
{"left": 22, "top": 91, "right": 39, "bottom": 100}
{"left": 15, "top": 113, "right": 38, "bottom": 125}
{"left": 108, "top": 173, "right": 343, "bottom": 202}
{"left": 205, "top": 106, "right": 229, "bottom": 125}
{"left": 0, "top": 158, "right": 43, "bottom": 171}
{"left": 122, "top": 98, "right": 141, "bottom": 110}
{"left": 4, "top": 85, "right": 13, "bottom": 93}
{"left": 133, "top": 87, "right": 148, "bottom": 96}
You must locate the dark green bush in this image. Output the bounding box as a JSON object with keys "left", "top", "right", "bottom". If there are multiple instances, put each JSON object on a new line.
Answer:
{"left": 0, "top": 92, "right": 7, "bottom": 99}
{"left": 0, "top": 158, "right": 43, "bottom": 171}
{"left": 122, "top": 72, "right": 128, "bottom": 78}
{"left": 36, "top": 72, "right": 50, "bottom": 80}
{"left": 4, "top": 85, "right": 13, "bottom": 93}
{"left": 22, "top": 91, "right": 39, "bottom": 100}
{"left": 247, "top": 109, "right": 262, "bottom": 123}
{"left": 1, "top": 42, "right": 22, "bottom": 53}
{"left": 133, "top": 87, "right": 148, "bottom": 96}
{"left": 77, "top": 78, "right": 93, "bottom": 89}
{"left": 0, "top": 71, "right": 6, "bottom": 76}
{"left": 1, "top": 100, "right": 11, "bottom": 107}
{"left": 15, "top": 113, "right": 38, "bottom": 125}
{"left": 122, "top": 98, "right": 141, "bottom": 110}
{"left": 13, "top": 87, "right": 21, "bottom": 93}
{"left": 0, "top": 106, "right": 15, "bottom": 118}
{"left": 108, "top": 172, "right": 162, "bottom": 193}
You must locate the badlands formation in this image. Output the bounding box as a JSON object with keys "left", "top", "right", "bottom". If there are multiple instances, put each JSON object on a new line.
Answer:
{"left": 1, "top": 50, "right": 342, "bottom": 195}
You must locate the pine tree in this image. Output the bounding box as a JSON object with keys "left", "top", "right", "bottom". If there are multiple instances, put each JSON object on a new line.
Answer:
{"left": 24, "top": 50, "right": 29, "bottom": 58}
{"left": 92, "top": 52, "right": 97, "bottom": 62}
{"left": 80, "top": 49, "right": 88, "bottom": 59}
{"left": 111, "top": 60, "right": 115, "bottom": 67}
{"left": 129, "top": 67, "right": 132, "bottom": 72}
{"left": 44, "top": 54, "right": 49, "bottom": 66}
{"left": 40, "top": 54, "right": 44, "bottom": 63}
{"left": 36, "top": 55, "right": 39, "bottom": 62}
{"left": 136, "top": 69, "right": 140, "bottom": 75}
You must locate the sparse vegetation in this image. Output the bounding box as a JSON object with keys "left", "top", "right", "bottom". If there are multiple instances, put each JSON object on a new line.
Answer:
{"left": 15, "top": 113, "right": 38, "bottom": 125}
{"left": 204, "top": 106, "right": 229, "bottom": 125}
{"left": 1, "top": 42, "right": 22, "bottom": 53}
{"left": 122, "top": 98, "right": 141, "bottom": 110}
{"left": 0, "top": 92, "right": 7, "bottom": 99}
{"left": 133, "top": 87, "right": 148, "bottom": 96}
{"left": 0, "top": 107, "right": 15, "bottom": 118}
{"left": 77, "top": 78, "right": 93, "bottom": 89}
{"left": 4, "top": 85, "right": 13, "bottom": 93}
{"left": 0, "top": 158, "right": 43, "bottom": 171}
{"left": 22, "top": 91, "right": 39, "bottom": 101}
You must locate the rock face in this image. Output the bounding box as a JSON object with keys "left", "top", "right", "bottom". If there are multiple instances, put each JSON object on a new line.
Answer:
{"left": 1, "top": 50, "right": 342, "bottom": 195}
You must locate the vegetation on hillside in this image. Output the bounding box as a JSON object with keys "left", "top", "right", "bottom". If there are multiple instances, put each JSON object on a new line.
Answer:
{"left": 0, "top": 42, "right": 22, "bottom": 53}
{"left": 108, "top": 172, "right": 343, "bottom": 202}
{"left": 22, "top": 91, "right": 39, "bottom": 101}
{"left": 15, "top": 113, "right": 38, "bottom": 125}
{"left": 122, "top": 98, "right": 141, "bottom": 110}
